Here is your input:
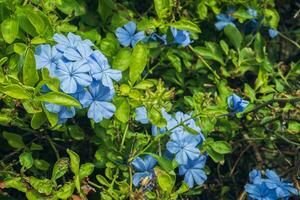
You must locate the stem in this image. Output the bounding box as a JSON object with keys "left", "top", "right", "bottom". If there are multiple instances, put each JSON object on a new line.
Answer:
{"left": 119, "top": 124, "right": 129, "bottom": 152}
{"left": 46, "top": 135, "right": 60, "bottom": 160}
{"left": 278, "top": 32, "right": 300, "bottom": 49}
{"left": 88, "top": 181, "right": 102, "bottom": 190}
{"left": 188, "top": 45, "right": 220, "bottom": 80}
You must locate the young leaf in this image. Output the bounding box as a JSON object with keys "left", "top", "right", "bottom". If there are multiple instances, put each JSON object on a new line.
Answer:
{"left": 3, "top": 131, "right": 25, "bottom": 149}
{"left": 55, "top": 182, "right": 75, "bottom": 199}
{"left": 0, "top": 84, "right": 32, "bottom": 99}
{"left": 79, "top": 163, "right": 95, "bottom": 180}
{"left": 129, "top": 43, "right": 148, "bottom": 84}
{"left": 210, "top": 141, "right": 232, "bottom": 154}
{"left": 36, "top": 91, "right": 81, "bottom": 107}
{"left": 170, "top": 19, "right": 201, "bottom": 33}
{"left": 224, "top": 24, "right": 242, "bottom": 50}
{"left": 19, "top": 152, "right": 34, "bottom": 170}
{"left": 67, "top": 149, "right": 80, "bottom": 175}
{"left": 1, "top": 17, "right": 19, "bottom": 44}
{"left": 52, "top": 157, "right": 69, "bottom": 181}
{"left": 31, "top": 111, "right": 47, "bottom": 129}
{"left": 23, "top": 48, "right": 39, "bottom": 86}
{"left": 154, "top": 167, "right": 175, "bottom": 193}
{"left": 114, "top": 97, "right": 130, "bottom": 123}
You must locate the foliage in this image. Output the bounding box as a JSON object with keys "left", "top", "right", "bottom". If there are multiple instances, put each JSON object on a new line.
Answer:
{"left": 0, "top": 0, "right": 299, "bottom": 199}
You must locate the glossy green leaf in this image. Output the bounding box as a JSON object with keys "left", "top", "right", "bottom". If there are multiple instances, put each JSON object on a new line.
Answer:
{"left": 1, "top": 17, "right": 19, "bottom": 44}
{"left": 23, "top": 48, "right": 39, "bottom": 86}
{"left": 170, "top": 19, "right": 201, "bottom": 33}
{"left": 67, "top": 149, "right": 80, "bottom": 175}
{"left": 129, "top": 43, "right": 148, "bottom": 84}
{"left": 79, "top": 163, "right": 95, "bottom": 179}
{"left": 3, "top": 131, "right": 25, "bottom": 149}
{"left": 224, "top": 24, "right": 242, "bottom": 50}
{"left": 19, "top": 152, "right": 34, "bottom": 170}
{"left": 36, "top": 91, "right": 81, "bottom": 107}
{"left": 0, "top": 84, "right": 32, "bottom": 99}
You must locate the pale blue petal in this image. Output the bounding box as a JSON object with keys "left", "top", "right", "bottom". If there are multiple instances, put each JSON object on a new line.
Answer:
{"left": 124, "top": 21, "right": 136, "bottom": 35}
{"left": 132, "top": 157, "right": 146, "bottom": 172}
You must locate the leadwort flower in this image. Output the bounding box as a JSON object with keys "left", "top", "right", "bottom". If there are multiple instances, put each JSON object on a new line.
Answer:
{"left": 115, "top": 21, "right": 145, "bottom": 48}
{"left": 227, "top": 94, "right": 249, "bottom": 113}
{"left": 79, "top": 81, "right": 116, "bottom": 123}
{"left": 135, "top": 106, "right": 149, "bottom": 124}
{"left": 215, "top": 13, "right": 235, "bottom": 30}
{"left": 170, "top": 27, "right": 191, "bottom": 47}
{"left": 132, "top": 155, "right": 157, "bottom": 187}
{"left": 179, "top": 154, "right": 207, "bottom": 188}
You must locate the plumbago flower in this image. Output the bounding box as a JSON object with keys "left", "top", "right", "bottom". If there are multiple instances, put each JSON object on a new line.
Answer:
{"left": 115, "top": 21, "right": 145, "bottom": 48}
{"left": 214, "top": 12, "right": 236, "bottom": 30}
{"left": 245, "top": 169, "right": 298, "bottom": 199}
{"left": 179, "top": 154, "right": 207, "bottom": 188}
{"left": 170, "top": 27, "right": 191, "bottom": 47}
{"left": 135, "top": 106, "right": 149, "bottom": 124}
{"left": 132, "top": 155, "right": 157, "bottom": 187}
{"left": 34, "top": 32, "right": 122, "bottom": 124}
{"left": 227, "top": 94, "right": 249, "bottom": 113}
{"left": 34, "top": 44, "right": 62, "bottom": 76}
{"left": 79, "top": 81, "right": 116, "bottom": 123}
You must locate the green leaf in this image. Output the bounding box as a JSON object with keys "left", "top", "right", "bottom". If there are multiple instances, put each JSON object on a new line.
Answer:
{"left": 51, "top": 157, "right": 69, "bottom": 181}
{"left": 4, "top": 177, "right": 27, "bottom": 193}
{"left": 154, "top": 0, "right": 173, "bottom": 19}
{"left": 210, "top": 141, "right": 232, "bottom": 154}
{"left": 31, "top": 112, "right": 47, "bottom": 129}
{"left": 170, "top": 19, "right": 201, "bottom": 33}
{"left": 263, "top": 9, "right": 280, "bottom": 28}
{"left": 146, "top": 153, "right": 174, "bottom": 172}
{"left": 167, "top": 51, "right": 182, "bottom": 72}
{"left": 36, "top": 91, "right": 81, "bottom": 107}
{"left": 114, "top": 97, "right": 130, "bottom": 123}
{"left": 68, "top": 125, "right": 85, "bottom": 140}
{"left": 42, "top": 103, "right": 58, "bottom": 127}
{"left": 154, "top": 167, "right": 175, "bottom": 193}
{"left": 224, "top": 24, "right": 242, "bottom": 50}
{"left": 1, "top": 17, "right": 19, "bottom": 44}
{"left": 0, "top": 84, "right": 32, "bottom": 99}
{"left": 34, "top": 159, "right": 50, "bottom": 171}
{"left": 134, "top": 79, "right": 155, "bottom": 90}
{"left": 55, "top": 182, "right": 75, "bottom": 199}
{"left": 79, "top": 163, "right": 95, "bottom": 180}
{"left": 96, "top": 174, "right": 110, "bottom": 187}
{"left": 97, "top": 0, "right": 115, "bottom": 23}
{"left": 56, "top": 0, "right": 86, "bottom": 16}
{"left": 287, "top": 121, "right": 300, "bottom": 134}
{"left": 23, "top": 48, "right": 39, "bottom": 86}
{"left": 28, "top": 177, "right": 53, "bottom": 195}
{"left": 206, "top": 146, "right": 224, "bottom": 163}
{"left": 3, "top": 131, "right": 25, "bottom": 149}
{"left": 148, "top": 107, "right": 167, "bottom": 128}
{"left": 197, "top": 2, "right": 207, "bottom": 19}
{"left": 67, "top": 149, "right": 80, "bottom": 175}
{"left": 194, "top": 42, "right": 224, "bottom": 65}
{"left": 254, "top": 33, "right": 265, "bottom": 60}
{"left": 19, "top": 152, "right": 34, "bottom": 170}
{"left": 129, "top": 43, "right": 148, "bottom": 84}
{"left": 112, "top": 48, "right": 132, "bottom": 71}
{"left": 244, "top": 84, "right": 256, "bottom": 102}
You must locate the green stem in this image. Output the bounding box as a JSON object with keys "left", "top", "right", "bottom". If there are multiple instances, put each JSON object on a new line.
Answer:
{"left": 119, "top": 124, "right": 129, "bottom": 152}
{"left": 88, "top": 181, "right": 102, "bottom": 190}
{"left": 188, "top": 45, "right": 220, "bottom": 80}
{"left": 278, "top": 32, "right": 300, "bottom": 49}
{"left": 46, "top": 135, "right": 60, "bottom": 160}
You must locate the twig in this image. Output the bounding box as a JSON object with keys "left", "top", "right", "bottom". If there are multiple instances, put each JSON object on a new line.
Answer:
{"left": 230, "top": 144, "right": 251, "bottom": 176}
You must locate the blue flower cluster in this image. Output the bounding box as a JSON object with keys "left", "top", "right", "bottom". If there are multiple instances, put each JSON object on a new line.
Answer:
{"left": 245, "top": 169, "right": 298, "bottom": 200}
{"left": 215, "top": 8, "right": 278, "bottom": 38}
{"left": 134, "top": 106, "right": 207, "bottom": 188}
{"left": 115, "top": 21, "right": 191, "bottom": 47}
{"left": 34, "top": 32, "right": 122, "bottom": 123}
{"left": 132, "top": 155, "right": 157, "bottom": 187}
{"left": 227, "top": 94, "right": 249, "bottom": 113}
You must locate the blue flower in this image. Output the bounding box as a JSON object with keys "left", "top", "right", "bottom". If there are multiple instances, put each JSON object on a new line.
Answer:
{"left": 268, "top": 29, "right": 278, "bottom": 38}
{"left": 215, "top": 13, "right": 236, "bottom": 30}
{"left": 132, "top": 155, "right": 157, "bottom": 187}
{"left": 55, "top": 60, "right": 92, "bottom": 94}
{"left": 245, "top": 169, "right": 298, "bottom": 200}
{"left": 247, "top": 8, "right": 257, "bottom": 17}
{"left": 170, "top": 27, "right": 191, "bottom": 47}
{"left": 245, "top": 182, "right": 278, "bottom": 200}
{"left": 179, "top": 154, "right": 207, "bottom": 188}
{"left": 88, "top": 50, "right": 122, "bottom": 89}
{"left": 135, "top": 106, "right": 149, "bottom": 124}
{"left": 149, "top": 33, "right": 167, "bottom": 45}
{"left": 227, "top": 94, "right": 249, "bottom": 113}
{"left": 151, "top": 125, "right": 166, "bottom": 136}
{"left": 115, "top": 21, "right": 145, "bottom": 47}
{"left": 264, "top": 169, "right": 298, "bottom": 198}
{"left": 63, "top": 42, "right": 93, "bottom": 62}
{"left": 166, "top": 131, "right": 201, "bottom": 165}
{"left": 53, "top": 32, "right": 93, "bottom": 52}
{"left": 44, "top": 102, "right": 75, "bottom": 124}
{"left": 79, "top": 81, "right": 116, "bottom": 123}
{"left": 34, "top": 44, "right": 62, "bottom": 75}
{"left": 166, "top": 112, "right": 204, "bottom": 143}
